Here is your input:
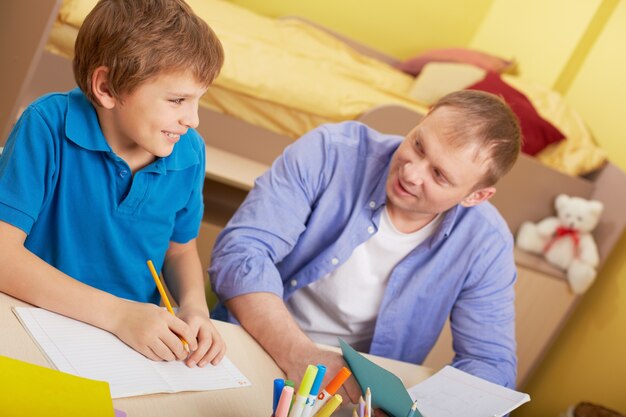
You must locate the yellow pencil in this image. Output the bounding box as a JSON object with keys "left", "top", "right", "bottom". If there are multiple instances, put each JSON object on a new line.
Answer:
{"left": 146, "top": 259, "right": 190, "bottom": 353}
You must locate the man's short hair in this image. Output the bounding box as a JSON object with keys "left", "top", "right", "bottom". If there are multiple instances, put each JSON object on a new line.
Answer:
{"left": 73, "top": 0, "right": 224, "bottom": 105}
{"left": 429, "top": 90, "right": 521, "bottom": 187}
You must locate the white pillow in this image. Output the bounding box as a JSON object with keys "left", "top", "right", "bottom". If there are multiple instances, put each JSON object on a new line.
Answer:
{"left": 407, "top": 62, "right": 486, "bottom": 105}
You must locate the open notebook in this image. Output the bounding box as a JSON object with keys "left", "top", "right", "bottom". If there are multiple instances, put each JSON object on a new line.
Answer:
{"left": 13, "top": 307, "right": 251, "bottom": 398}
{"left": 408, "top": 366, "right": 530, "bottom": 417}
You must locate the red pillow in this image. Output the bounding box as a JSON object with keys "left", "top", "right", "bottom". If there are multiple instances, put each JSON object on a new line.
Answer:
{"left": 467, "top": 72, "right": 565, "bottom": 156}
{"left": 395, "top": 48, "right": 514, "bottom": 76}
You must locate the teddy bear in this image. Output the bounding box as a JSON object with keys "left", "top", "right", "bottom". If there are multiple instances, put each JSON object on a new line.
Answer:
{"left": 516, "top": 194, "right": 604, "bottom": 294}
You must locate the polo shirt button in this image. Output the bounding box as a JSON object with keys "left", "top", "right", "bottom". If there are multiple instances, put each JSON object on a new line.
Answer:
{"left": 119, "top": 170, "right": 128, "bottom": 178}
{"left": 331, "top": 257, "right": 339, "bottom": 265}
{"left": 369, "top": 201, "right": 376, "bottom": 208}
{"left": 367, "top": 226, "right": 375, "bottom": 234}
{"left": 290, "top": 279, "right": 298, "bottom": 287}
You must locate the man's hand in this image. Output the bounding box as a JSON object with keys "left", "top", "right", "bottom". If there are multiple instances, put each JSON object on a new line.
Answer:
{"left": 280, "top": 342, "right": 362, "bottom": 405}
{"left": 177, "top": 305, "right": 226, "bottom": 367}
{"left": 111, "top": 300, "right": 197, "bottom": 362}
{"left": 227, "top": 293, "right": 362, "bottom": 404}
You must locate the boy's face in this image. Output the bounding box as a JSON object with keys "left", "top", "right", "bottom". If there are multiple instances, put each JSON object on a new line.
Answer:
{"left": 386, "top": 106, "right": 495, "bottom": 223}
{"left": 103, "top": 71, "right": 208, "bottom": 159}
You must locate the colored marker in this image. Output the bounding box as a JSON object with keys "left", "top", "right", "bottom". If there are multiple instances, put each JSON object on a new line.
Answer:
{"left": 314, "top": 394, "right": 342, "bottom": 417}
{"left": 275, "top": 386, "right": 295, "bottom": 417}
{"left": 365, "top": 387, "right": 371, "bottom": 417}
{"left": 310, "top": 367, "right": 351, "bottom": 415}
{"left": 288, "top": 365, "right": 318, "bottom": 417}
{"left": 273, "top": 378, "right": 285, "bottom": 416}
{"left": 301, "top": 364, "right": 327, "bottom": 417}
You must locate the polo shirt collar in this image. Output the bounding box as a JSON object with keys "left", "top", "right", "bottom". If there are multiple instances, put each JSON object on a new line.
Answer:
{"left": 65, "top": 88, "right": 198, "bottom": 173}
{"left": 65, "top": 88, "right": 111, "bottom": 152}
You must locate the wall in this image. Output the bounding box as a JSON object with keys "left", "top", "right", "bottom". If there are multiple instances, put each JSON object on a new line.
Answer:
{"left": 515, "top": 0, "right": 626, "bottom": 415}
{"left": 228, "top": 1, "right": 626, "bottom": 414}
{"left": 468, "top": 0, "right": 602, "bottom": 88}
{"left": 227, "top": 0, "right": 492, "bottom": 59}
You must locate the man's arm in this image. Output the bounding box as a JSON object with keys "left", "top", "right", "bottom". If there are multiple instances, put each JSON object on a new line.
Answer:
{"left": 0, "top": 220, "right": 195, "bottom": 362}
{"left": 226, "top": 292, "right": 361, "bottom": 402}
{"left": 449, "top": 240, "right": 517, "bottom": 388}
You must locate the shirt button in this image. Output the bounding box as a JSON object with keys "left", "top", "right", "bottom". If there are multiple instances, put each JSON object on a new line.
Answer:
{"left": 331, "top": 258, "right": 339, "bottom": 265}
{"left": 119, "top": 170, "right": 128, "bottom": 178}
{"left": 369, "top": 201, "right": 376, "bottom": 208}
{"left": 367, "top": 226, "right": 375, "bottom": 234}
{"left": 290, "top": 279, "right": 298, "bottom": 287}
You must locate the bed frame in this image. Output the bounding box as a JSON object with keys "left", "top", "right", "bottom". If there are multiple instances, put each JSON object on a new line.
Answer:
{"left": 2, "top": 0, "right": 626, "bottom": 388}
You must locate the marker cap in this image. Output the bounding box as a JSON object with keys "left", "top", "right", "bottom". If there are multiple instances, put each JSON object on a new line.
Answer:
{"left": 297, "top": 365, "right": 319, "bottom": 396}
{"left": 325, "top": 367, "right": 351, "bottom": 395}
{"left": 275, "top": 386, "right": 295, "bottom": 417}
{"left": 273, "top": 378, "right": 285, "bottom": 412}
{"left": 309, "top": 364, "right": 327, "bottom": 395}
{"left": 315, "top": 394, "right": 343, "bottom": 417}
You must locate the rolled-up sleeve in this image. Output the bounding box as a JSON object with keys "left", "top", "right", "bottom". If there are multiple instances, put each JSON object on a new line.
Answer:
{"left": 209, "top": 127, "right": 331, "bottom": 301}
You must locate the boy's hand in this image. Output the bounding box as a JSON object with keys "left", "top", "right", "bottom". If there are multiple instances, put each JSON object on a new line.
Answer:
{"left": 112, "top": 300, "right": 197, "bottom": 362}
{"left": 177, "top": 306, "right": 226, "bottom": 367}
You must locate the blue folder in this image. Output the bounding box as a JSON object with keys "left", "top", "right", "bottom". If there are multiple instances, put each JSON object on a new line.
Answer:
{"left": 339, "top": 338, "right": 422, "bottom": 417}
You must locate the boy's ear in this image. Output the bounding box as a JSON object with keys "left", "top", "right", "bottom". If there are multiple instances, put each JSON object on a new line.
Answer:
{"left": 91, "top": 66, "right": 116, "bottom": 109}
{"left": 460, "top": 186, "right": 496, "bottom": 207}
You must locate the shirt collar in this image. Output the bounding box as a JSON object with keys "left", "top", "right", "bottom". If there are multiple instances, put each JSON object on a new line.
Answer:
{"left": 65, "top": 88, "right": 111, "bottom": 152}
{"left": 65, "top": 88, "right": 199, "bottom": 173}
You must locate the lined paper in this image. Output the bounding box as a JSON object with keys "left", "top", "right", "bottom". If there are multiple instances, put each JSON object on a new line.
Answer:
{"left": 13, "top": 307, "right": 251, "bottom": 398}
{"left": 407, "top": 366, "right": 530, "bottom": 417}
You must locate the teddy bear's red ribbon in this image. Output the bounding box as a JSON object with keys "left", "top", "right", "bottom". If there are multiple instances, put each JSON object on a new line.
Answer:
{"left": 543, "top": 226, "right": 580, "bottom": 258}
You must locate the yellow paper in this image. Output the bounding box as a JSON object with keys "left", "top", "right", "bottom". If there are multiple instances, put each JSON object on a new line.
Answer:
{"left": 0, "top": 355, "right": 114, "bottom": 417}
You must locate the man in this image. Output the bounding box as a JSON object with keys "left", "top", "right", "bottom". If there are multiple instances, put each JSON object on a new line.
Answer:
{"left": 210, "top": 90, "right": 521, "bottom": 400}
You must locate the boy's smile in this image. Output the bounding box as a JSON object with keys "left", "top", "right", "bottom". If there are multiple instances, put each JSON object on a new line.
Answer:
{"left": 95, "top": 69, "right": 208, "bottom": 171}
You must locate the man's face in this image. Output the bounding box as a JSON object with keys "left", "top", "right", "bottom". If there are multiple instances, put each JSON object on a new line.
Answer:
{"left": 385, "top": 106, "right": 495, "bottom": 225}
{"left": 103, "top": 70, "right": 208, "bottom": 159}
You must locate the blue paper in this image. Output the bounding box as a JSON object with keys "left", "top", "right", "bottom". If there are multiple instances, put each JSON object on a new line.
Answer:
{"left": 339, "top": 338, "right": 421, "bottom": 417}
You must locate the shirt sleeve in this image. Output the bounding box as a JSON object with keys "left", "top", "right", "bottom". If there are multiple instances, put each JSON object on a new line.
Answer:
{"left": 170, "top": 132, "right": 206, "bottom": 243}
{"left": 209, "top": 126, "right": 330, "bottom": 301}
{"left": 0, "top": 107, "right": 57, "bottom": 234}
{"left": 449, "top": 234, "right": 518, "bottom": 388}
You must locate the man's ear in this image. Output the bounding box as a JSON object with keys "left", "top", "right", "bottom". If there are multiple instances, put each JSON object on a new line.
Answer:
{"left": 91, "top": 66, "right": 116, "bottom": 109}
{"left": 461, "top": 186, "right": 496, "bottom": 207}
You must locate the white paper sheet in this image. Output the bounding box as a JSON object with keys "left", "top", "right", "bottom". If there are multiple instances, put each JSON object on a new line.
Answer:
{"left": 13, "top": 307, "right": 251, "bottom": 398}
{"left": 407, "top": 366, "right": 530, "bottom": 417}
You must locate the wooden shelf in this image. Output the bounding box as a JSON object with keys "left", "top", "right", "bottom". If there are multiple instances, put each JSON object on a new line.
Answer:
{"left": 205, "top": 145, "right": 269, "bottom": 191}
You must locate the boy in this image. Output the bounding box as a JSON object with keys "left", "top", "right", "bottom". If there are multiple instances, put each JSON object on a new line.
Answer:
{"left": 0, "top": 0, "right": 225, "bottom": 367}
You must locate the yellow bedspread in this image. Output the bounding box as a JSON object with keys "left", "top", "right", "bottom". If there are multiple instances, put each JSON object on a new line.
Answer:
{"left": 46, "top": 0, "right": 604, "bottom": 176}
{"left": 47, "top": 0, "right": 427, "bottom": 138}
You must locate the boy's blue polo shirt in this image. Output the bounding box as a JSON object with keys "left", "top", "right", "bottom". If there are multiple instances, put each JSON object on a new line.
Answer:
{"left": 0, "top": 88, "right": 206, "bottom": 304}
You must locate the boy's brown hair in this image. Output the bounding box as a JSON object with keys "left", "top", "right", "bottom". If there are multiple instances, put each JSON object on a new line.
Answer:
{"left": 429, "top": 90, "right": 522, "bottom": 188}
{"left": 74, "top": 0, "right": 224, "bottom": 105}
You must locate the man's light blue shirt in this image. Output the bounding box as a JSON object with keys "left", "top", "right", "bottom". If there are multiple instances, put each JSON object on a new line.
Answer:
{"left": 210, "top": 121, "right": 517, "bottom": 388}
{"left": 0, "top": 88, "right": 205, "bottom": 303}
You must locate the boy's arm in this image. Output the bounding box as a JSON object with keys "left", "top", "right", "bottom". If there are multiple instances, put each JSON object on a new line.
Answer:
{"left": 0, "top": 220, "right": 196, "bottom": 363}
{"left": 162, "top": 238, "right": 226, "bottom": 367}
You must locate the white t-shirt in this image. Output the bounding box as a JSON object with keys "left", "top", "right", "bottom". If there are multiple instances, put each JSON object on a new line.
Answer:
{"left": 286, "top": 207, "right": 442, "bottom": 352}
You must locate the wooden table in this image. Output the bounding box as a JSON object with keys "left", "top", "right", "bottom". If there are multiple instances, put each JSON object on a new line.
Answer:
{"left": 0, "top": 292, "right": 433, "bottom": 416}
